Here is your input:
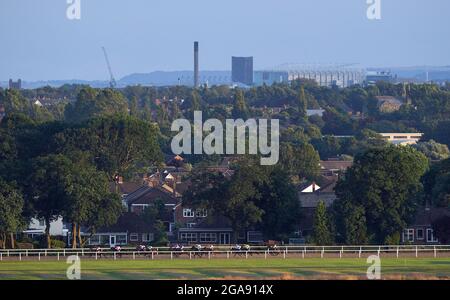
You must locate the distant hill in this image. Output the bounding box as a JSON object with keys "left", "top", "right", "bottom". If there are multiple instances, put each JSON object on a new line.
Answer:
{"left": 0, "top": 71, "right": 232, "bottom": 89}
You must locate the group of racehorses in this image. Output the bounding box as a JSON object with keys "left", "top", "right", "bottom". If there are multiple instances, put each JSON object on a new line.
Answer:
{"left": 88, "top": 243, "right": 280, "bottom": 259}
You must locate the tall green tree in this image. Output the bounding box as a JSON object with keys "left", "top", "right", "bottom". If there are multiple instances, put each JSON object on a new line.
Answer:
{"left": 232, "top": 89, "right": 249, "bottom": 119}
{"left": 54, "top": 115, "right": 163, "bottom": 181}
{"left": 297, "top": 86, "right": 308, "bottom": 118}
{"left": 311, "top": 201, "right": 333, "bottom": 245}
{"left": 0, "top": 180, "right": 24, "bottom": 249}
{"left": 64, "top": 88, "right": 128, "bottom": 123}
{"left": 334, "top": 146, "right": 429, "bottom": 244}
{"left": 28, "top": 155, "right": 73, "bottom": 248}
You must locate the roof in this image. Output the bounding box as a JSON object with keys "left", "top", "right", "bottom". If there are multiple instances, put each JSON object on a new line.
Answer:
{"left": 109, "top": 182, "right": 143, "bottom": 195}
{"left": 375, "top": 96, "right": 404, "bottom": 105}
{"left": 98, "top": 212, "right": 154, "bottom": 233}
{"left": 412, "top": 207, "right": 450, "bottom": 226}
{"left": 126, "top": 186, "right": 180, "bottom": 206}
{"left": 320, "top": 160, "right": 353, "bottom": 172}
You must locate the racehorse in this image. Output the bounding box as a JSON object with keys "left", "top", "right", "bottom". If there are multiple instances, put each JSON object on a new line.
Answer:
{"left": 136, "top": 245, "right": 153, "bottom": 257}
{"left": 170, "top": 244, "right": 186, "bottom": 258}
{"left": 231, "top": 244, "right": 251, "bottom": 257}
{"left": 111, "top": 246, "right": 122, "bottom": 258}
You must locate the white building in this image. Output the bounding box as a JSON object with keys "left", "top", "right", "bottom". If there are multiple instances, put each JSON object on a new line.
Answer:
{"left": 23, "top": 217, "right": 68, "bottom": 238}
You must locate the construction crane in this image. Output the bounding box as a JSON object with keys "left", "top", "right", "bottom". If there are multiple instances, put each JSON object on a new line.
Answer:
{"left": 101, "top": 46, "right": 117, "bottom": 88}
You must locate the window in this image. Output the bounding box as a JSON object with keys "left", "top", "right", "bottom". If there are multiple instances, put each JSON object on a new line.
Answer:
{"left": 39, "top": 219, "right": 45, "bottom": 227}
{"left": 183, "top": 209, "right": 195, "bottom": 218}
{"left": 130, "top": 233, "right": 139, "bottom": 242}
{"left": 427, "top": 229, "right": 438, "bottom": 243}
{"left": 180, "top": 233, "right": 197, "bottom": 243}
{"left": 403, "top": 229, "right": 414, "bottom": 242}
{"left": 186, "top": 223, "right": 196, "bottom": 228}
{"left": 196, "top": 209, "right": 207, "bottom": 218}
{"left": 88, "top": 235, "right": 101, "bottom": 245}
{"left": 200, "top": 233, "right": 217, "bottom": 243}
{"left": 142, "top": 233, "right": 154, "bottom": 242}
{"left": 416, "top": 229, "right": 424, "bottom": 240}
{"left": 116, "top": 235, "right": 127, "bottom": 244}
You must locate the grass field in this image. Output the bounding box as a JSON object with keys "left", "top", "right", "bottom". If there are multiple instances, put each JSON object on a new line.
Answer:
{"left": 0, "top": 258, "right": 450, "bottom": 280}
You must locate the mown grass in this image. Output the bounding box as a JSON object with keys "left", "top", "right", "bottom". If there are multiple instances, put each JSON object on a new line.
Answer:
{"left": 0, "top": 258, "right": 449, "bottom": 280}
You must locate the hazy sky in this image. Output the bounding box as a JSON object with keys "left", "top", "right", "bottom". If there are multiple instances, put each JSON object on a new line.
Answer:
{"left": 1, "top": 0, "right": 449, "bottom": 81}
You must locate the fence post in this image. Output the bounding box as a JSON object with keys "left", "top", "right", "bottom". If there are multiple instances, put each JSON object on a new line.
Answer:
{"left": 82, "top": 249, "right": 84, "bottom": 257}
{"left": 302, "top": 250, "right": 305, "bottom": 259}
{"left": 7, "top": 250, "right": 9, "bottom": 257}
{"left": 45, "top": 250, "right": 47, "bottom": 257}
{"left": 227, "top": 251, "right": 229, "bottom": 259}
{"left": 208, "top": 252, "right": 211, "bottom": 260}
{"left": 377, "top": 246, "right": 381, "bottom": 257}
{"left": 170, "top": 252, "right": 173, "bottom": 260}
{"left": 151, "top": 251, "right": 154, "bottom": 260}
{"left": 359, "top": 247, "right": 362, "bottom": 258}
{"left": 114, "top": 252, "right": 116, "bottom": 260}
{"left": 63, "top": 249, "right": 66, "bottom": 256}
{"left": 415, "top": 246, "right": 418, "bottom": 258}
{"left": 38, "top": 253, "right": 41, "bottom": 261}
{"left": 19, "top": 253, "right": 21, "bottom": 261}
{"left": 0, "top": 253, "right": 2, "bottom": 261}
{"left": 245, "top": 252, "right": 248, "bottom": 259}
{"left": 434, "top": 246, "right": 437, "bottom": 258}
{"left": 321, "top": 247, "right": 324, "bottom": 259}
{"left": 264, "top": 251, "right": 267, "bottom": 259}
{"left": 26, "top": 250, "right": 28, "bottom": 257}
{"left": 283, "top": 250, "right": 286, "bottom": 259}
{"left": 396, "top": 247, "right": 399, "bottom": 259}
{"left": 133, "top": 252, "right": 135, "bottom": 260}
{"left": 189, "top": 252, "right": 192, "bottom": 260}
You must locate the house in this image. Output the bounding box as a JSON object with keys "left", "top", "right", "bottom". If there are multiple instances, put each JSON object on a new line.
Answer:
{"left": 379, "top": 133, "right": 423, "bottom": 145}
{"left": 375, "top": 96, "right": 404, "bottom": 113}
{"left": 84, "top": 212, "right": 155, "bottom": 247}
{"left": 319, "top": 159, "right": 353, "bottom": 176}
{"left": 402, "top": 207, "right": 450, "bottom": 245}
{"left": 307, "top": 109, "right": 325, "bottom": 117}
{"left": 176, "top": 210, "right": 235, "bottom": 245}
{"left": 297, "top": 176, "right": 339, "bottom": 238}
{"left": 23, "top": 217, "right": 68, "bottom": 238}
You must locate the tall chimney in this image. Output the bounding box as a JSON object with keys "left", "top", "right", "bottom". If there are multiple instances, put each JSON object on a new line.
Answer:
{"left": 194, "top": 41, "right": 199, "bottom": 88}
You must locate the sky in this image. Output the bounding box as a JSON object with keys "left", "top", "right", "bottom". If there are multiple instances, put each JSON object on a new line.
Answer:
{"left": 0, "top": 0, "right": 450, "bottom": 81}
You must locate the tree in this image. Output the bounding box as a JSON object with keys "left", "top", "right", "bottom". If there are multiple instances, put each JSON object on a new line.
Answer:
{"left": 333, "top": 200, "right": 368, "bottom": 244}
{"left": 184, "top": 159, "right": 300, "bottom": 241}
{"left": 280, "top": 142, "right": 320, "bottom": 181}
{"left": 311, "top": 201, "right": 333, "bottom": 245}
{"left": 413, "top": 140, "right": 450, "bottom": 161}
{"left": 28, "top": 155, "right": 73, "bottom": 248}
{"left": 422, "top": 158, "right": 450, "bottom": 207}
{"left": 0, "top": 180, "right": 24, "bottom": 249}
{"left": 334, "top": 146, "right": 429, "bottom": 244}
{"left": 54, "top": 115, "right": 163, "bottom": 181}
{"left": 296, "top": 86, "right": 307, "bottom": 118}
{"left": 64, "top": 88, "right": 129, "bottom": 123}
{"left": 63, "top": 162, "right": 122, "bottom": 248}
{"left": 232, "top": 89, "right": 248, "bottom": 119}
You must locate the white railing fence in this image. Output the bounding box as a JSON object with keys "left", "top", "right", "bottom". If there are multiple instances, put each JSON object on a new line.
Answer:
{"left": 0, "top": 245, "right": 449, "bottom": 261}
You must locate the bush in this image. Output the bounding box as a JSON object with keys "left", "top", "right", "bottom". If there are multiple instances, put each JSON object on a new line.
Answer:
{"left": 50, "top": 239, "right": 66, "bottom": 249}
